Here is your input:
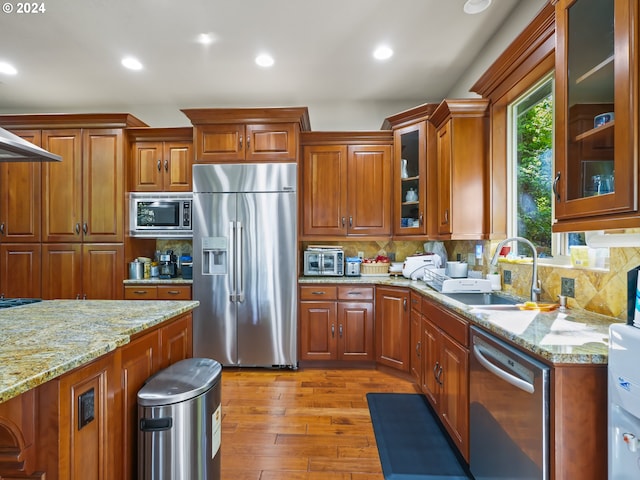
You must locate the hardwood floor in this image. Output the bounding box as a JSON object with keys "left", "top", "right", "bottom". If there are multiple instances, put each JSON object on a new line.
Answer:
{"left": 220, "top": 367, "right": 419, "bottom": 480}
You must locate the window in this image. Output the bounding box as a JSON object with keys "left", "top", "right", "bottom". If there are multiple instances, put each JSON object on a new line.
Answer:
{"left": 508, "top": 75, "right": 554, "bottom": 257}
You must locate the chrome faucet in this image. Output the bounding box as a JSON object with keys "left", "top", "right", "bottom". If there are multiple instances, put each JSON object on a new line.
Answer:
{"left": 490, "top": 236, "right": 541, "bottom": 302}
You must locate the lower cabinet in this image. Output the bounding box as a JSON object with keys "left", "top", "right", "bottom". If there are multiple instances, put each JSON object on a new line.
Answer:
{"left": 299, "top": 284, "right": 374, "bottom": 362}
{"left": 0, "top": 243, "right": 41, "bottom": 298}
{"left": 124, "top": 284, "right": 192, "bottom": 300}
{"left": 375, "top": 286, "right": 410, "bottom": 372}
{"left": 409, "top": 291, "right": 423, "bottom": 383}
{"left": 421, "top": 297, "right": 470, "bottom": 461}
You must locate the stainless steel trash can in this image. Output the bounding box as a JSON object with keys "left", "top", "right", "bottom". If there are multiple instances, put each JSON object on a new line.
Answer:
{"left": 138, "top": 358, "right": 222, "bottom": 480}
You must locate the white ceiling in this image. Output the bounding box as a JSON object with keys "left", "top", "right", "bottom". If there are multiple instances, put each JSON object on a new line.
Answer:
{"left": 0, "top": 0, "right": 539, "bottom": 129}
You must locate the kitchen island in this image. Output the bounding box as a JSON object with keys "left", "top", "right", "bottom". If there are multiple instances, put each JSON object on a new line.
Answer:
{"left": 0, "top": 299, "right": 198, "bottom": 480}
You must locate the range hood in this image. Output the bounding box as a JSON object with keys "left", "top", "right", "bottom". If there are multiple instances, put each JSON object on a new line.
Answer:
{"left": 0, "top": 127, "right": 62, "bottom": 162}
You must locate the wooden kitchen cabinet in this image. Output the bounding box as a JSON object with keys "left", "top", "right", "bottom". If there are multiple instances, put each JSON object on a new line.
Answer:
{"left": 421, "top": 297, "right": 469, "bottom": 461}
{"left": 181, "top": 107, "right": 310, "bottom": 163}
{"left": 383, "top": 103, "right": 438, "bottom": 237}
{"left": 0, "top": 243, "right": 41, "bottom": 298}
{"left": 430, "top": 99, "right": 489, "bottom": 240}
{"left": 375, "top": 286, "right": 410, "bottom": 372}
{"left": 120, "top": 312, "right": 192, "bottom": 480}
{"left": 300, "top": 132, "right": 393, "bottom": 238}
{"left": 553, "top": 0, "right": 639, "bottom": 230}
{"left": 128, "top": 127, "right": 193, "bottom": 191}
{"left": 41, "top": 243, "right": 124, "bottom": 300}
{"left": 124, "top": 284, "right": 192, "bottom": 300}
{"left": 409, "top": 291, "right": 423, "bottom": 383}
{"left": 0, "top": 131, "right": 41, "bottom": 243}
{"left": 299, "top": 284, "right": 374, "bottom": 362}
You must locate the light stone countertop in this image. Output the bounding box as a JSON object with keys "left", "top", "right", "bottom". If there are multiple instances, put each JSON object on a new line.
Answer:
{"left": 299, "top": 275, "right": 624, "bottom": 365}
{"left": 0, "top": 299, "right": 198, "bottom": 403}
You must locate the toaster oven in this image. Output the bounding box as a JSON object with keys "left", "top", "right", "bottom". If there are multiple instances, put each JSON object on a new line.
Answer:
{"left": 303, "top": 249, "right": 344, "bottom": 276}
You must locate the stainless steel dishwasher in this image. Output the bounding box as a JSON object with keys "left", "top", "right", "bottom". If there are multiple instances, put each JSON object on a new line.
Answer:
{"left": 469, "top": 326, "right": 550, "bottom": 480}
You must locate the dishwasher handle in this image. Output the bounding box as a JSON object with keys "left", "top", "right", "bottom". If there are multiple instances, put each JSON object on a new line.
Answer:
{"left": 473, "top": 343, "right": 535, "bottom": 394}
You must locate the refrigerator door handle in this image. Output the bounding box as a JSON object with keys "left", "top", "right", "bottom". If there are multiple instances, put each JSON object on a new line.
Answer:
{"left": 236, "top": 221, "right": 245, "bottom": 302}
{"left": 229, "top": 221, "right": 237, "bottom": 302}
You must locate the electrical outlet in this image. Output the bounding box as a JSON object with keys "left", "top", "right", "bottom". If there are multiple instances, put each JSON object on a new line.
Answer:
{"left": 503, "top": 270, "right": 512, "bottom": 285}
{"left": 561, "top": 277, "right": 575, "bottom": 298}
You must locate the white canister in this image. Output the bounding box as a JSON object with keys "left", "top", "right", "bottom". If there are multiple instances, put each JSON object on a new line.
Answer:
{"left": 487, "top": 273, "right": 501, "bottom": 291}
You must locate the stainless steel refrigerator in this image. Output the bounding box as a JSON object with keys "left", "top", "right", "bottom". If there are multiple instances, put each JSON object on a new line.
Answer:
{"left": 192, "top": 163, "right": 297, "bottom": 367}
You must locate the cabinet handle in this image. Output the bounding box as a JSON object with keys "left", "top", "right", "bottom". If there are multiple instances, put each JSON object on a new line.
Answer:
{"left": 349, "top": 216, "right": 353, "bottom": 227}
{"left": 416, "top": 340, "right": 421, "bottom": 357}
{"left": 311, "top": 291, "right": 326, "bottom": 295}
{"left": 419, "top": 213, "right": 423, "bottom": 226}
{"left": 0, "top": 222, "right": 4, "bottom": 235}
{"left": 239, "top": 135, "right": 243, "bottom": 150}
{"left": 331, "top": 324, "right": 335, "bottom": 338}
{"left": 83, "top": 223, "right": 88, "bottom": 234}
{"left": 403, "top": 298, "right": 407, "bottom": 310}
{"left": 133, "top": 290, "right": 148, "bottom": 295}
{"left": 443, "top": 209, "right": 449, "bottom": 224}
{"left": 433, "top": 361, "right": 439, "bottom": 380}
{"left": 166, "top": 290, "right": 180, "bottom": 295}
{"left": 164, "top": 159, "right": 169, "bottom": 172}
{"left": 246, "top": 136, "right": 250, "bottom": 150}
{"left": 75, "top": 223, "right": 81, "bottom": 235}
{"left": 341, "top": 217, "right": 346, "bottom": 227}
{"left": 82, "top": 294, "right": 87, "bottom": 300}
{"left": 157, "top": 159, "right": 162, "bottom": 171}
{"left": 553, "top": 172, "right": 561, "bottom": 202}
{"left": 437, "top": 365, "right": 444, "bottom": 386}
{"left": 339, "top": 324, "right": 343, "bottom": 338}
{"left": 347, "top": 291, "right": 362, "bottom": 296}
{"left": 76, "top": 294, "right": 81, "bottom": 300}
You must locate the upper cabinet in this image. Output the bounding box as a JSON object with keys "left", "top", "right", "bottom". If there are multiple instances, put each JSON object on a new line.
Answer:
{"left": 429, "top": 99, "right": 489, "bottom": 240}
{"left": 383, "top": 104, "right": 437, "bottom": 238}
{"left": 181, "top": 107, "right": 310, "bottom": 163}
{"left": 300, "top": 132, "right": 393, "bottom": 238}
{"left": 554, "top": 0, "right": 639, "bottom": 230}
{"left": 128, "top": 127, "right": 193, "bottom": 192}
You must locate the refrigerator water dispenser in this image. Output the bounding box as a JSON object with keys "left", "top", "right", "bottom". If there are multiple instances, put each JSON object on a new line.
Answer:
{"left": 202, "top": 237, "right": 228, "bottom": 275}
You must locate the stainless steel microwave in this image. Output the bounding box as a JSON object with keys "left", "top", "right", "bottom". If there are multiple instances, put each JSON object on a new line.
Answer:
{"left": 303, "top": 249, "right": 344, "bottom": 276}
{"left": 130, "top": 192, "right": 192, "bottom": 238}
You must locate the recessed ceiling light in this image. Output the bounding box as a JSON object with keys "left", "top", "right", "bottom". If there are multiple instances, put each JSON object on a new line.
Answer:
{"left": 464, "top": 0, "right": 492, "bottom": 14}
{"left": 0, "top": 62, "right": 17, "bottom": 75}
{"left": 197, "top": 33, "right": 216, "bottom": 45}
{"left": 373, "top": 46, "right": 393, "bottom": 61}
{"left": 255, "top": 54, "right": 274, "bottom": 68}
{"left": 121, "top": 57, "right": 143, "bottom": 70}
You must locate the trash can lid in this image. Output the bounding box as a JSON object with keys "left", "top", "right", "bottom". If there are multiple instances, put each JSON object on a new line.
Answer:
{"left": 137, "top": 358, "right": 222, "bottom": 406}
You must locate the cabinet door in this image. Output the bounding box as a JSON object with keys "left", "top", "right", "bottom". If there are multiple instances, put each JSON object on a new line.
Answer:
{"left": 436, "top": 120, "right": 453, "bottom": 235}
{"left": 120, "top": 331, "right": 161, "bottom": 480}
{"left": 375, "top": 287, "right": 410, "bottom": 371}
{"left": 439, "top": 332, "right": 469, "bottom": 461}
{"left": 299, "top": 301, "right": 338, "bottom": 361}
{"left": 0, "top": 131, "right": 41, "bottom": 242}
{"left": 346, "top": 145, "right": 392, "bottom": 235}
{"left": 421, "top": 318, "right": 440, "bottom": 408}
{"left": 163, "top": 141, "right": 192, "bottom": 191}
{"left": 554, "top": 0, "right": 636, "bottom": 223}
{"left": 160, "top": 313, "right": 193, "bottom": 368}
{"left": 130, "top": 141, "right": 164, "bottom": 191}
{"left": 194, "top": 124, "right": 245, "bottom": 162}
{"left": 42, "top": 243, "right": 83, "bottom": 299}
{"left": 337, "top": 302, "right": 374, "bottom": 361}
{"left": 82, "top": 244, "right": 124, "bottom": 299}
{"left": 42, "top": 129, "right": 83, "bottom": 242}
{"left": 0, "top": 244, "right": 41, "bottom": 298}
{"left": 410, "top": 306, "right": 422, "bottom": 383}
{"left": 394, "top": 123, "right": 427, "bottom": 236}
{"left": 245, "top": 123, "right": 297, "bottom": 162}
{"left": 83, "top": 129, "right": 124, "bottom": 242}
{"left": 58, "top": 351, "right": 120, "bottom": 480}
{"left": 301, "top": 145, "right": 348, "bottom": 236}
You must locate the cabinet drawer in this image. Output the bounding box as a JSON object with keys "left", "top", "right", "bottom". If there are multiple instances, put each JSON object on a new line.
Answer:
{"left": 423, "top": 298, "right": 468, "bottom": 347}
{"left": 410, "top": 291, "right": 423, "bottom": 313}
{"left": 124, "top": 286, "right": 156, "bottom": 299}
{"left": 337, "top": 286, "right": 373, "bottom": 301}
{"left": 157, "top": 285, "right": 192, "bottom": 300}
{"left": 300, "top": 285, "right": 338, "bottom": 301}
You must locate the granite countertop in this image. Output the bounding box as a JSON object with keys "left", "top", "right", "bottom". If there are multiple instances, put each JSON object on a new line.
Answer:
{"left": 0, "top": 299, "right": 199, "bottom": 403}
{"left": 299, "top": 275, "right": 624, "bottom": 365}
{"left": 123, "top": 277, "right": 192, "bottom": 284}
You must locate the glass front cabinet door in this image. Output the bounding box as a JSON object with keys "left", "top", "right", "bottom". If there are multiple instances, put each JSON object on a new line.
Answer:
{"left": 554, "top": 0, "right": 637, "bottom": 228}
{"left": 393, "top": 122, "right": 427, "bottom": 235}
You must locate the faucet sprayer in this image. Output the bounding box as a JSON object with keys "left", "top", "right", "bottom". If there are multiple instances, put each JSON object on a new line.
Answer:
{"left": 490, "top": 237, "right": 541, "bottom": 302}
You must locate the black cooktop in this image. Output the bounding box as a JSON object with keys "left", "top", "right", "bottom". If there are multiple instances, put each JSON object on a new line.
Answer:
{"left": 0, "top": 298, "right": 42, "bottom": 309}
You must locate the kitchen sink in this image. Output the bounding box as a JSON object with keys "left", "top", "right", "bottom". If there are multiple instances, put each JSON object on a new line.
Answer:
{"left": 441, "top": 292, "right": 519, "bottom": 307}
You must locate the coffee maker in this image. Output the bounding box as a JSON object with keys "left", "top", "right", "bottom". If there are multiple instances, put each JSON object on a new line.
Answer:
{"left": 158, "top": 250, "right": 177, "bottom": 278}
